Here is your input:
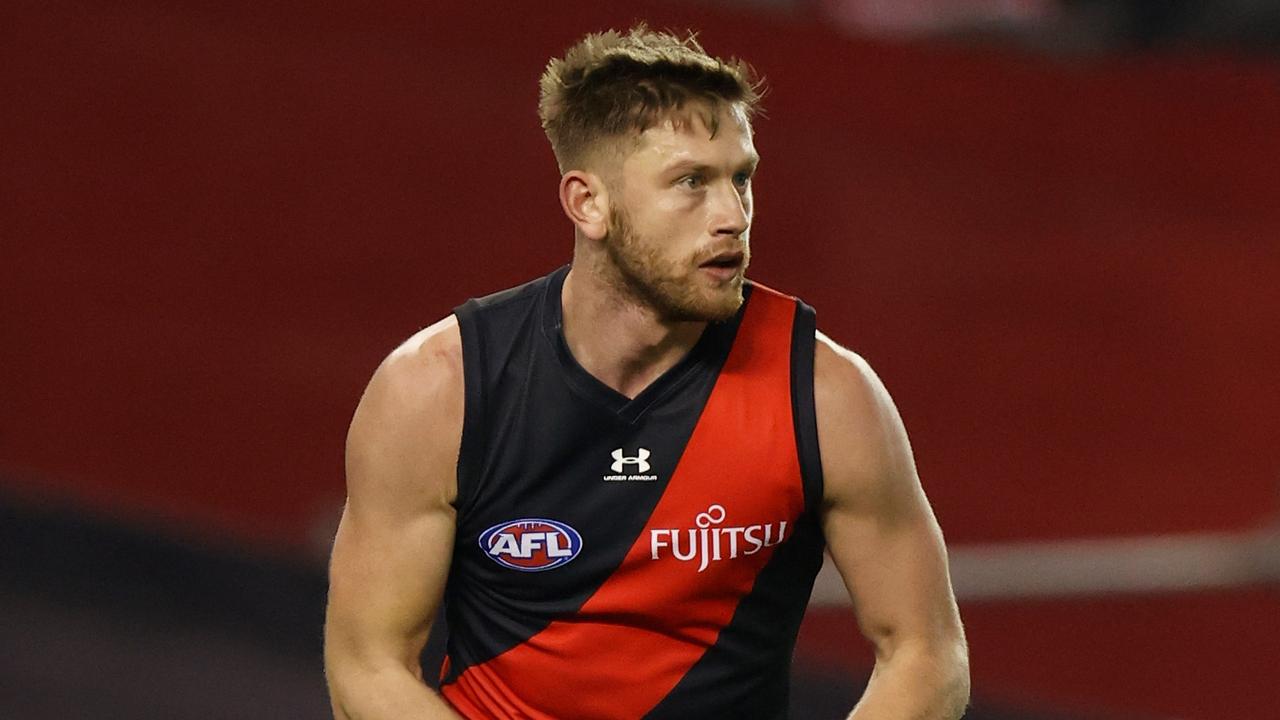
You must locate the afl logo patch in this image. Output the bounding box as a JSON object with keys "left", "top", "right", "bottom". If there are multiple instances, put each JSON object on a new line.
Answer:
{"left": 479, "top": 518, "right": 583, "bottom": 572}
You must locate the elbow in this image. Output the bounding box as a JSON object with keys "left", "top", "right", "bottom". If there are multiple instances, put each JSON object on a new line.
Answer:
{"left": 324, "top": 645, "right": 435, "bottom": 720}
{"left": 323, "top": 639, "right": 383, "bottom": 720}
{"left": 323, "top": 654, "right": 357, "bottom": 720}
{"left": 885, "top": 634, "right": 970, "bottom": 719}
{"left": 863, "top": 619, "right": 970, "bottom": 718}
{"left": 940, "top": 636, "right": 971, "bottom": 719}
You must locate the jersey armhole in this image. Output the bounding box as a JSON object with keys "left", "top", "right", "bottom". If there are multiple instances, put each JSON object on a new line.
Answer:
{"left": 789, "top": 300, "right": 824, "bottom": 515}
{"left": 452, "top": 301, "right": 487, "bottom": 517}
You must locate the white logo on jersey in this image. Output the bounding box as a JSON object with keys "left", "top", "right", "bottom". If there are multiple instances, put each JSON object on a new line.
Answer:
{"left": 611, "top": 447, "right": 651, "bottom": 473}
{"left": 604, "top": 447, "right": 658, "bottom": 482}
{"left": 650, "top": 504, "right": 789, "bottom": 573}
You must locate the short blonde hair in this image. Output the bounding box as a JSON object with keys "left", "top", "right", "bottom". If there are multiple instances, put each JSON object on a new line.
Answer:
{"left": 538, "top": 25, "right": 761, "bottom": 172}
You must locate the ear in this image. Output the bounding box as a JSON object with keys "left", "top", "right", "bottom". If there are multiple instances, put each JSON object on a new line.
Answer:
{"left": 559, "top": 170, "right": 610, "bottom": 241}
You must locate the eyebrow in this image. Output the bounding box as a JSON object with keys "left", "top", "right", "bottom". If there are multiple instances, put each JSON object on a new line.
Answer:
{"left": 663, "top": 154, "right": 761, "bottom": 175}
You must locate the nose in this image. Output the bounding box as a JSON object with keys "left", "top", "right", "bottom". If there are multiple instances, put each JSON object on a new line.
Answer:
{"left": 710, "top": 181, "right": 750, "bottom": 238}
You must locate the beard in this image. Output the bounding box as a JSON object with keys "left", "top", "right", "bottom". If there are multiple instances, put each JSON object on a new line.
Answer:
{"left": 602, "top": 206, "right": 748, "bottom": 323}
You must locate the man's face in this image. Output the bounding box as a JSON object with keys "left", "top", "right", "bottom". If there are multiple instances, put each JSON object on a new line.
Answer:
{"left": 602, "top": 102, "right": 758, "bottom": 323}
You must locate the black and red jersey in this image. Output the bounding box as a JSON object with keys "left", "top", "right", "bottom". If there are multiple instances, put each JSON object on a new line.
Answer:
{"left": 442, "top": 265, "right": 825, "bottom": 719}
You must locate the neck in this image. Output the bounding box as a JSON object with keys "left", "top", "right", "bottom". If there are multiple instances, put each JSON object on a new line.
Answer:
{"left": 560, "top": 264, "right": 706, "bottom": 399}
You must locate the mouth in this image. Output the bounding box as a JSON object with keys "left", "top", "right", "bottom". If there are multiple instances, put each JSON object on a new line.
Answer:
{"left": 698, "top": 250, "right": 745, "bottom": 281}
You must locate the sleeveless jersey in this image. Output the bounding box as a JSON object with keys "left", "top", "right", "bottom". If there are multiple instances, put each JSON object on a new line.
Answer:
{"left": 441, "top": 265, "right": 825, "bottom": 719}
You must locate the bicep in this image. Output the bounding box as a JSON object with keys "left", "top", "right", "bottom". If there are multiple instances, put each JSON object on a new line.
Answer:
{"left": 815, "top": 336, "right": 961, "bottom": 653}
{"left": 822, "top": 483, "right": 954, "bottom": 652}
{"left": 325, "top": 323, "right": 463, "bottom": 675}
{"left": 326, "top": 497, "right": 455, "bottom": 673}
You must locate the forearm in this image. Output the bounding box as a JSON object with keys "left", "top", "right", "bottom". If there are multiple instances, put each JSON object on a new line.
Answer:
{"left": 847, "top": 640, "right": 970, "bottom": 720}
{"left": 328, "top": 664, "right": 463, "bottom": 720}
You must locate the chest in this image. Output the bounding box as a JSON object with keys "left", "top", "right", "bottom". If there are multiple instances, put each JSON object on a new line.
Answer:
{"left": 454, "top": 368, "right": 806, "bottom": 611}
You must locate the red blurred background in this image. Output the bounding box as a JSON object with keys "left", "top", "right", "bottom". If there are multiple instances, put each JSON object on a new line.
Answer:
{"left": 3, "top": 1, "right": 1277, "bottom": 718}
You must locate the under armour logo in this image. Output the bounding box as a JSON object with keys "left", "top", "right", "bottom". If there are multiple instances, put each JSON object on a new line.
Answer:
{"left": 611, "top": 448, "right": 651, "bottom": 474}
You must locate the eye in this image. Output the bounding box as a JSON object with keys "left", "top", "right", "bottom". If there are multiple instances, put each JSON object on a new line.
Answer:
{"left": 732, "top": 171, "right": 752, "bottom": 188}
{"left": 678, "top": 174, "right": 705, "bottom": 189}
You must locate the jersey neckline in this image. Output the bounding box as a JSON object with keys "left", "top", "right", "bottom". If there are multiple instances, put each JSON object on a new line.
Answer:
{"left": 540, "top": 264, "right": 750, "bottom": 424}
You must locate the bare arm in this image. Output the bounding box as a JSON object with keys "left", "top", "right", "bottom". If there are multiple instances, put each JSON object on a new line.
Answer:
{"left": 814, "top": 332, "right": 969, "bottom": 720}
{"left": 324, "top": 317, "right": 465, "bottom": 720}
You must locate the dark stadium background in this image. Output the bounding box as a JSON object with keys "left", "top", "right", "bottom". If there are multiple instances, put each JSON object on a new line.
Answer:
{"left": 3, "top": 1, "right": 1277, "bottom": 718}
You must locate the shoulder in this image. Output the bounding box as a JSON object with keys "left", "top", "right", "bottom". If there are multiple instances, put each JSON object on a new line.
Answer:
{"left": 345, "top": 315, "right": 464, "bottom": 508}
{"left": 813, "top": 330, "right": 895, "bottom": 437}
{"left": 358, "top": 315, "right": 463, "bottom": 426}
{"left": 812, "top": 330, "right": 916, "bottom": 506}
